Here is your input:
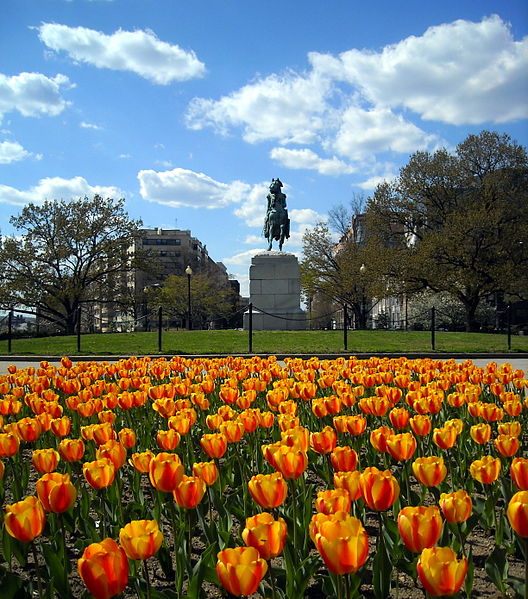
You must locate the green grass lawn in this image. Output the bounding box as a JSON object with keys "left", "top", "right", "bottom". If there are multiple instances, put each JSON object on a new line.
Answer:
{"left": 1, "top": 329, "right": 526, "bottom": 356}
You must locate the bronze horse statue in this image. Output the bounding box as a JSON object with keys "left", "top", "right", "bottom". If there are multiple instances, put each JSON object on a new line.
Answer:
{"left": 263, "top": 178, "right": 290, "bottom": 251}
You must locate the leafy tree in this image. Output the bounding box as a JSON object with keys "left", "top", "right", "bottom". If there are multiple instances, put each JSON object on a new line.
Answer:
{"left": 151, "top": 272, "right": 235, "bottom": 329}
{"left": 366, "top": 131, "right": 528, "bottom": 331}
{"left": 0, "top": 196, "right": 145, "bottom": 334}
{"left": 407, "top": 290, "right": 496, "bottom": 331}
{"left": 300, "top": 222, "right": 384, "bottom": 329}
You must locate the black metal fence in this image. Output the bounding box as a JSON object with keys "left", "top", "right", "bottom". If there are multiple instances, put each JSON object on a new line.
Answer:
{"left": 0, "top": 303, "right": 525, "bottom": 355}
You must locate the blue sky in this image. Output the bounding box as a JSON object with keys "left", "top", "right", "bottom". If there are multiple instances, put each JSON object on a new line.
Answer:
{"left": 1, "top": 0, "right": 527, "bottom": 296}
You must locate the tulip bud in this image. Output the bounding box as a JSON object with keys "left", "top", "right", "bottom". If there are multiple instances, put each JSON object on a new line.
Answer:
{"left": 417, "top": 547, "right": 468, "bottom": 596}
{"left": 36, "top": 472, "right": 77, "bottom": 513}
{"left": 119, "top": 520, "right": 163, "bottom": 560}
{"left": 5, "top": 496, "right": 46, "bottom": 542}
{"left": 78, "top": 538, "right": 129, "bottom": 599}
{"left": 216, "top": 547, "right": 268, "bottom": 597}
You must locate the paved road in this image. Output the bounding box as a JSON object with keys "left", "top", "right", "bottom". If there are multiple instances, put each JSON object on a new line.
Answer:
{"left": 0, "top": 355, "right": 527, "bottom": 375}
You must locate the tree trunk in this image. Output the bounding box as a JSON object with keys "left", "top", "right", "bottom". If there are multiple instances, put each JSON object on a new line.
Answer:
{"left": 462, "top": 297, "right": 480, "bottom": 332}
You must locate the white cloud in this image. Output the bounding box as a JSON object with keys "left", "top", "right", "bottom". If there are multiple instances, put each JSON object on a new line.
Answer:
{"left": 80, "top": 121, "right": 102, "bottom": 130}
{"left": 138, "top": 167, "right": 250, "bottom": 209}
{"left": 0, "top": 141, "right": 32, "bottom": 164}
{"left": 289, "top": 208, "right": 325, "bottom": 225}
{"left": 0, "top": 176, "right": 124, "bottom": 206}
{"left": 270, "top": 147, "right": 355, "bottom": 175}
{"left": 335, "top": 15, "right": 528, "bottom": 124}
{"left": 357, "top": 174, "right": 397, "bottom": 191}
{"left": 185, "top": 15, "right": 526, "bottom": 176}
{"left": 333, "top": 106, "right": 438, "bottom": 160}
{"left": 0, "top": 72, "right": 71, "bottom": 122}
{"left": 233, "top": 181, "right": 271, "bottom": 227}
{"left": 37, "top": 23, "right": 205, "bottom": 85}
{"left": 186, "top": 63, "right": 335, "bottom": 144}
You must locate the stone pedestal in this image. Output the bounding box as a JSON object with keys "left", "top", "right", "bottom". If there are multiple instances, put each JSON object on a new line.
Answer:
{"left": 243, "top": 251, "right": 307, "bottom": 331}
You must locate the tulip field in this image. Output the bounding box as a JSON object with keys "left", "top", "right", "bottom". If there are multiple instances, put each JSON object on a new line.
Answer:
{"left": 0, "top": 355, "right": 527, "bottom": 599}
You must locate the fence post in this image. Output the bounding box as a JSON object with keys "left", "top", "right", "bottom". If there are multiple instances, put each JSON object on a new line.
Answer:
{"left": 158, "top": 306, "right": 163, "bottom": 353}
{"left": 506, "top": 303, "right": 511, "bottom": 351}
{"left": 76, "top": 306, "right": 82, "bottom": 352}
{"left": 431, "top": 306, "right": 436, "bottom": 351}
{"left": 7, "top": 309, "right": 13, "bottom": 353}
{"left": 343, "top": 304, "right": 348, "bottom": 352}
{"left": 248, "top": 303, "right": 253, "bottom": 354}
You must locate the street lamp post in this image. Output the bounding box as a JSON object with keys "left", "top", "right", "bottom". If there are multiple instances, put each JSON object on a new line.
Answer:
{"left": 185, "top": 266, "right": 193, "bottom": 330}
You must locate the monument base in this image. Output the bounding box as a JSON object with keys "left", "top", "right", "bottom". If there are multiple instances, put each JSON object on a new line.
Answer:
{"left": 243, "top": 251, "right": 307, "bottom": 331}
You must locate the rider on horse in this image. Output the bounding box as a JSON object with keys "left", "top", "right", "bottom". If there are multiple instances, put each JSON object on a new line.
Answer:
{"left": 263, "top": 178, "right": 290, "bottom": 251}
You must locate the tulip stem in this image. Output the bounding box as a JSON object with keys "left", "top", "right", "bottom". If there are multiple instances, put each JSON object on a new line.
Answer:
{"left": 269, "top": 564, "right": 278, "bottom": 599}
{"left": 31, "top": 542, "right": 44, "bottom": 599}
{"left": 144, "top": 560, "right": 151, "bottom": 599}
{"left": 59, "top": 514, "right": 72, "bottom": 595}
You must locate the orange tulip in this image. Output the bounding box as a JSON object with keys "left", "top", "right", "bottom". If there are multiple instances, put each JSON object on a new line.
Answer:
{"left": 281, "top": 426, "right": 310, "bottom": 451}
{"left": 78, "top": 538, "right": 129, "bottom": 599}
{"left": 117, "top": 428, "right": 136, "bottom": 449}
{"left": 192, "top": 461, "right": 218, "bottom": 486}
{"left": 469, "top": 423, "right": 491, "bottom": 444}
{"left": 345, "top": 414, "right": 367, "bottom": 436}
{"left": 156, "top": 429, "right": 181, "bottom": 451}
{"left": 200, "top": 433, "right": 228, "bottom": 459}
{"left": 439, "top": 490, "right": 472, "bottom": 523}
{"left": 58, "top": 438, "right": 85, "bottom": 462}
{"left": 333, "top": 471, "right": 362, "bottom": 501}
{"left": 129, "top": 451, "right": 154, "bottom": 474}
{"left": 480, "top": 402, "right": 504, "bottom": 422}
{"left": 369, "top": 426, "right": 394, "bottom": 453}
{"left": 264, "top": 444, "right": 308, "bottom": 479}
{"left": 315, "top": 488, "right": 351, "bottom": 515}
{"left": 310, "top": 426, "right": 337, "bottom": 454}
{"left": 498, "top": 421, "right": 522, "bottom": 437}
{"left": 417, "top": 547, "right": 468, "bottom": 596}
{"left": 36, "top": 472, "right": 77, "bottom": 513}
{"left": 216, "top": 547, "right": 268, "bottom": 597}
{"left": 248, "top": 472, "right": 288, "bottom": 508}
{"left": 0, "top": 460, "right": 4, "bottom": 481}
{"left": 389, "top": 407, "right": 411, "bottom": 430}
{"left": 412, "top": 456, "right": 447, "bottom": 487}
{"left": 494, "top": 434, "right": 519, "bottom": 457}
{"left": 4, "top": 496, "right": 46, "bottom": 542}
{"left": 32, "top": 448, "right": 60, "bottom": 474}
{"left": 83, "top": 458, "right": 116, "bottom": 489}
{"left": 312, "top": 512, "right": 369, "bottom": 575}
{"left": 219, "top": 420, "right": 245, "bottom": 444}
{"left": 386, "top": 432, "right": 417, "bottom": 461}
{"left": 96, "top": 440, "right": 127, "bottom": 470}
{"left": 397, "top": 506, "right": 443, "bottom": 552}
{"left": 173, "top": 475, "right": 206, "bottom": 509}
{"left": 242, "top": 512, "right": 287, "bottom": 559}
{"left": 330, "top": 446, "right": 358, "bottom": 472}
{"left": 511, "top": 457, "right": 528, "bottom": 491}
{"left": 148, "top": 452, "right": 184, "bottom": 493}
{"left": 119, "top": 520, "right": 163, "bottom": 560}
{"left": 506, "top": 490, "right": 528, "bottom": 538}
{"left": 410, "top": 414, "right": 431, "bottom": 437}
{"left": 50, "top": 416, "right": 71, "bottom": 438}
{"left": 359, "top": 467, "right": 399, "bottom": 511}
{"left": 16, "top": 417, "right": 42, "bottom": 442}
{"left": 432, "top": 426, "right": 457, "bottom": 450}
{"left": 0, "top": 432, "right": 19, "bottom": 458}
{"left": 469, "top": 455, "right": 501, "bottom": 484}
{"left": 91, "top": 422, "right": 116, "bottom": 446}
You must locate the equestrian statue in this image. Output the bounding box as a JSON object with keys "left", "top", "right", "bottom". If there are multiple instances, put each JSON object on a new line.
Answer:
{"left": 263, "top": 178, "right": 290, "bottom": 251}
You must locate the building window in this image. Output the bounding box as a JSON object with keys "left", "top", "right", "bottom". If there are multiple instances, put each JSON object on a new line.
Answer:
{"left": 142, "top": 239, "right": 182, "bottom": 246}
